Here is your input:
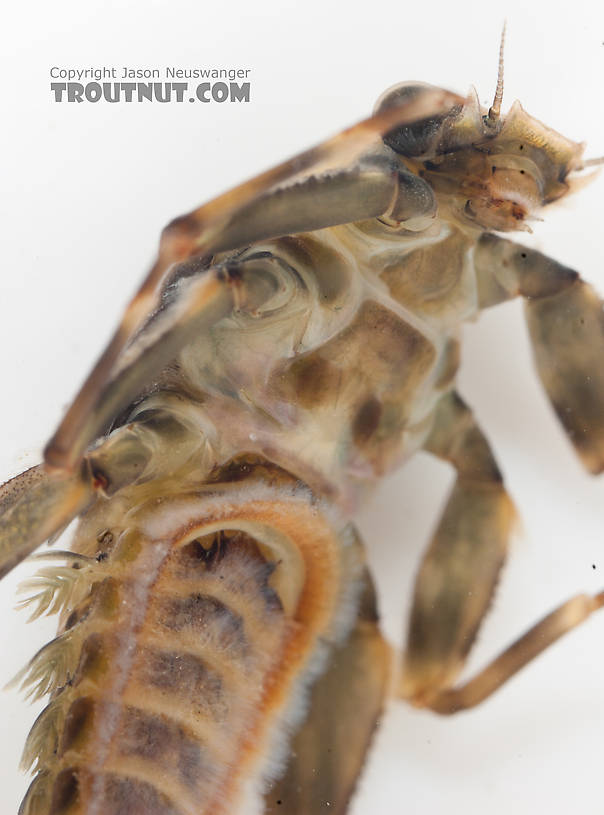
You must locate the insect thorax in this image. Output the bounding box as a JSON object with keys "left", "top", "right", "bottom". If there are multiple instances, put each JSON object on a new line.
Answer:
{"left": 166, "top": 217, "right": 474, "bottom": 509}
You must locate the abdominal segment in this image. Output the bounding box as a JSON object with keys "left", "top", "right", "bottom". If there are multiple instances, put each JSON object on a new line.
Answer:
{"left": 19, "top": 480, "right": 355, "bottom": 815}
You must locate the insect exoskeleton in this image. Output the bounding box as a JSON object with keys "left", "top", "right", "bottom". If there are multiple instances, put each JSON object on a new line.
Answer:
{"left": 2, "top": 28, "right": 604, "bottom": 815}
{"left": 12, "top": 458, "right": 383, "bottom": 815}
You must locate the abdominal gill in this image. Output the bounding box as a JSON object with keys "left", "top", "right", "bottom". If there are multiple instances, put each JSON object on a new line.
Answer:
{"left": 14, "top": 478, "right": 355, "bottom": 815}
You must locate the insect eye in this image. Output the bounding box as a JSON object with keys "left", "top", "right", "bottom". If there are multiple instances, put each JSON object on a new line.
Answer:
{"left": 374, "top": 82, "right": 453, "bottom": 157}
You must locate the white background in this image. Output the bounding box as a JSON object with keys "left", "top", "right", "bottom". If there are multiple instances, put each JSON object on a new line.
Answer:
{"left": 1, "top": 1, "right": 604, "bottom": 813}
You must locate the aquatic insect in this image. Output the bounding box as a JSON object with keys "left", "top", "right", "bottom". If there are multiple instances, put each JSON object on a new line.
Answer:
{"left": 2, "top": 32, "right": 604, "bottom": 814}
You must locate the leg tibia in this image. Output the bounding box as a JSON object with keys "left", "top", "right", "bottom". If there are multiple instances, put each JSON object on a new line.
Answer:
{"left": 410, "top": 591, "right": 604, "bottom": 715}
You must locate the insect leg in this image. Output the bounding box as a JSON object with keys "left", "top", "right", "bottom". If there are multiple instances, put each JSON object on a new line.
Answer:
{"left": 264, "top": 556, "right": 390, "bottom": 815}
{"left": 0, "top": 395, "right": 211, "bottom": 578}
{"left": 45, "top": 249, "right": 303, "bottom": 478}
{"left": 44, "top": 88, "right": 463, "bottom": 474}
{"left": 0, "top": 464, "right": 91, "bottom": 579}
{"left": 1, "top": 248, "right": 342, "bottom": 578}
{"left": 5, "top": 241, "right": 368, "bottom": 580}
{"left": 409, "top": 591, "right": 604, "bottom": 715}
{"left": 475, "top": 233, "right": 604, "bottom": 473}
{"left": 399, "top": 391, "right": 603, "bottom": 714}
{"left": 399, "top": 391, "right": 514, "bottom": 709}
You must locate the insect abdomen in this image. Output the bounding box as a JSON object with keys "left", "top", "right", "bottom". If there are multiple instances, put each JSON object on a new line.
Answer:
{"left": 19, "top": 479, "right": 357, "bottom": 815}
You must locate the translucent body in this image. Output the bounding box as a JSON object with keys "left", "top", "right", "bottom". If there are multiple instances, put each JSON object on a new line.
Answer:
{"left": 173, "top": 215, "right": 473, "bottom": 509}
{"left": 5, "top": 82, "right": 603, "bottom": 815}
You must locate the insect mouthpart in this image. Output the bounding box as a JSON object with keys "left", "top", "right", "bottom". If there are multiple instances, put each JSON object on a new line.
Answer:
{"left": 463, "top": 161, "right": 543, "bottom": 231}
{"left": 420, "top": 150, "right": 544, "bottom": 233}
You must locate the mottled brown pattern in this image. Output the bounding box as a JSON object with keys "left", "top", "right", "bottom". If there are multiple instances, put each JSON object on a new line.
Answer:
{"left": 267, "top": 235, "right": 355, "bottom": 306}
{"left": 49, "top": 768, "right": 79, "bottom": 815}
{"left": 207, "top": 455, "right": 299, "bottom": 488}
{"left": 60, "top": 698, "right": 95, "bottom": 756}
{"left": 170, "top": 530, "right": 283, "bottom": 613}
{"left": 526, "top": 279, "right": 604, "bottom": 473}
{"left": 159, "top": 593, "right": 247, "bottom": 652}
{"left": 274, "top": 300, "right": 436, "bottom": 431}
{"left": 63, "top": 596, "right": 94, "bottom": 632}
{"left": 380, "top": 228, "right": 474, "bottom": 322}
{"left": 99, "top": 773, "right": 183, "bottom": 815}
{"left": 92, "top": 577, "right": 121, "bottom": 621}
{"left": 352, "top": 397, "right": 383, "bottom": 446}
{"left": 73, "top": 633, "right": 109, "bottom": 686}
{"left": 8, "top": 61, "right": 604, "bottom": 815}
{"left": 284, "top": 355, "right": 338, "bottom": 409}
{"left": 139, "top": 648, "right": 224, "bottom": 714}
{"left": 117, "top": 707, "right": 207, "bottom": 789}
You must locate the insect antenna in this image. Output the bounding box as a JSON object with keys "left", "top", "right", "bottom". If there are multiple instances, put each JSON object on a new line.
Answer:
{"left": 579, "top": 156, "right": 604, "bottom": 169}
{"left": 487, "top": 21, "right": 507, "bottom": 128}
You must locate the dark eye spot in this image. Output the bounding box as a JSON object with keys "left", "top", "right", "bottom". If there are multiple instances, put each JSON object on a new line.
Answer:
{"left": 521, "top": 252, "right": 527, "bottom": 259}
{"left": 519, "top": 144, "right": 524, "bottom": 150}
{"left": 520, "top": 169, "right": 525, "bottom": 174}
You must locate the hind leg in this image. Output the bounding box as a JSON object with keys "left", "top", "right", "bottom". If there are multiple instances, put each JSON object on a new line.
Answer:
{"left": 400, "top": 392, "right": 604, "bottom": 714}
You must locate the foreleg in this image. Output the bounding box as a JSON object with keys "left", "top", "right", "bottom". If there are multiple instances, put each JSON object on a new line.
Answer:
{"left": 475, "top": 234, "right": 604, "bottom": 473}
